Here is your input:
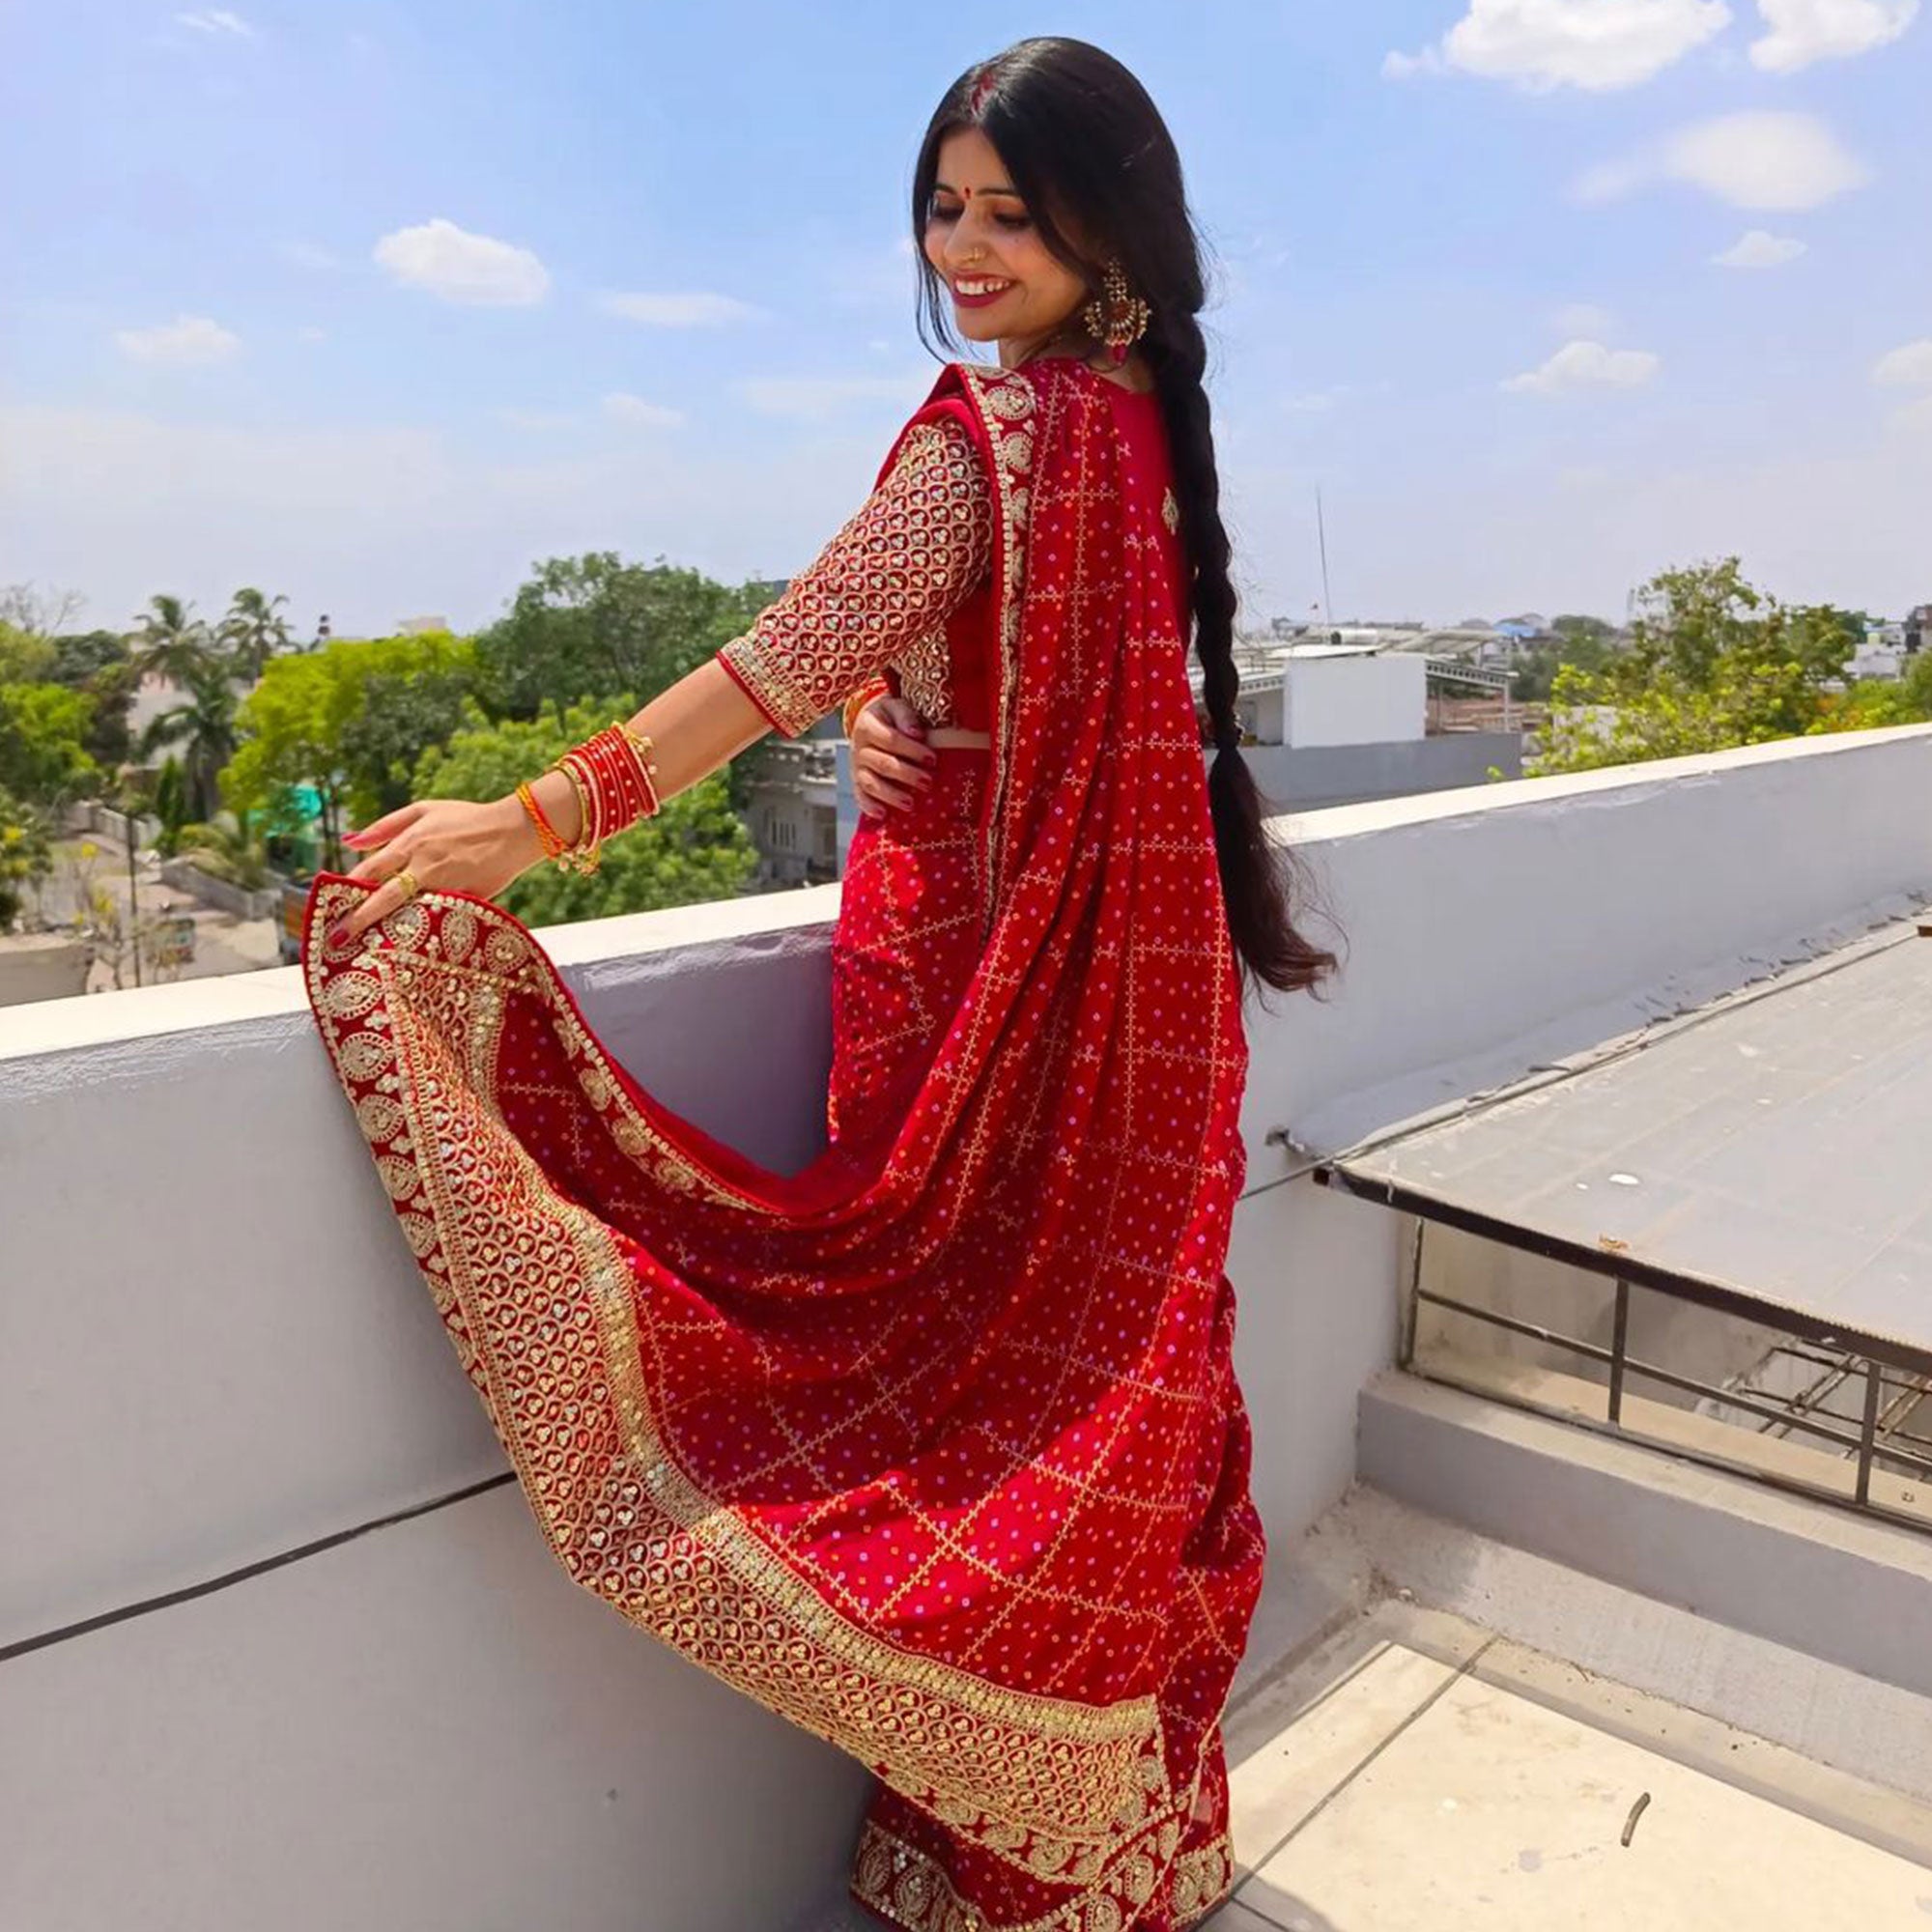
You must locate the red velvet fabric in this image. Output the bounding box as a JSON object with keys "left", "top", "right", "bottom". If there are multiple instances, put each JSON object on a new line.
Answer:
{"left": 302, "top": 356, "right": 1264, "bottom": 1931}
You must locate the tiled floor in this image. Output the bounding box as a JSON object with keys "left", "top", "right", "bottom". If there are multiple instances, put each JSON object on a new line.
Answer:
{"left": 1203, "top": 1608, "right": 1932, "bottom": 1930}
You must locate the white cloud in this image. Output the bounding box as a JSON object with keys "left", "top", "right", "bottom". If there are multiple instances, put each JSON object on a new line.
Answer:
{"left": 113, "top": 314, "right": 241, "bottom": 365}
{"left": 1503, "top": 339, "right": 1662, "bottom": 394}
{"left": 296, "top": 326, "right": 327, "bottom": 344}
{"left": 1666, "top": 111, "right": 1869, "bottom": 208}
{"left": 1384, "top": 0, "right": 1731, "bottom": 91}
{"left": 1872, "top": 339, "right": 1932, "bottom": 386}
{"left": 1555, "top": 302, "right": 1618, "bottom": 337}
{"left": 1712, "top": 227, "right": 1808, "bottom": 267}
{"left": 372, "top": 217, "right": 550, "bottom": 307}
{"left": 732, "top": 373, "right": 934, "bottom": 422}
{"left": 600, "top": 392, "right": 684, "bottom": 429}
{"left": 176, "top": 9, "right": 253, "bottom": 36}
{"left": 1579, "top": 112, "right": 1870, "bottom": 210}
{"left": 596, "top": 291, "right": 760, "bottom": 327}
{"left": 1749, "top": 0, "right": 1918, "bottom": 71}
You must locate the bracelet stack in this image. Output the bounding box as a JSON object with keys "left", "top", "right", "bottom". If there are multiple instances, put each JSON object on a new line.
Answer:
{"left": 840, "top": 678, "right": 891, "bottom": 741}
{"left": 515, "top": 720, "right": 662, "bottom": 876}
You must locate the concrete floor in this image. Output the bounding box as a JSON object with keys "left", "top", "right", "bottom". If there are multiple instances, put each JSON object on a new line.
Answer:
{"left": 1205, "top": 1604, "right": 1932, "bottom": 1931}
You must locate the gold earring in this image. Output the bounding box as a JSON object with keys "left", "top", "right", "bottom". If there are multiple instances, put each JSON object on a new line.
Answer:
{"left": 1081, "top": 258, "right": 1150, "bottom": 365}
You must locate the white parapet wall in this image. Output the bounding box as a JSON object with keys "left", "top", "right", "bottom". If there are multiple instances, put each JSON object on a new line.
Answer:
{"left": 2, "top": 724, "right": 1928, "bottom": 1931}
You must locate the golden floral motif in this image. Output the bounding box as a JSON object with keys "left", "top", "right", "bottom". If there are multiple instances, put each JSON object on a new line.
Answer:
{"left": 355, "top": 1093, "right": 406, "bottom": 1140}
{"left": 441, "top": 902, "right": 478, "bottom": 963}
{"left": 336, "top": 1030, "right": 395, "bottom": 1080}
{"left": 321, "top": 969, "right": 383, "bottom": 1019}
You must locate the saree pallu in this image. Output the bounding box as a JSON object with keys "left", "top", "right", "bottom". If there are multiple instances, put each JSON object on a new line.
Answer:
{"left": 303, "top": 356, "right": 1265, "bottom": 1931}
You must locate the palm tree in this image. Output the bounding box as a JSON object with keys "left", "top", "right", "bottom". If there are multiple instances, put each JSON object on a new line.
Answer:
{"left": 220, "top": 587, "right": 293, "bottom": 682}
{"left": 139, "top": 659, "right": 238, "bottom": 822}
{"left": 127, "top": 594, "right": 217, "bottom": 688}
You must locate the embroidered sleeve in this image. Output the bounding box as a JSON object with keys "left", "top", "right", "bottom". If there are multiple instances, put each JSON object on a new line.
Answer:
{"left": 715, "top": 411, "right": 992, "bottom": 738}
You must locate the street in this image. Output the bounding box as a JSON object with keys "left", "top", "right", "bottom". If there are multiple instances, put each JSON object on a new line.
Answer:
{"left": 8, "top": 829, "right": 284, "bottom": 993}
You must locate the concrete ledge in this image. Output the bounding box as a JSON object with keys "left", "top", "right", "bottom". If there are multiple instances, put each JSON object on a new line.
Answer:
{"left": 1358, "top": 1371, "right": 1932, "bottom": 1701}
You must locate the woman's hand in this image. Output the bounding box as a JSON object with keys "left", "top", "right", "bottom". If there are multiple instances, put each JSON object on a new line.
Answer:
{"left": 851, "top": 695, "right": 937, "bottom": 817}
{"left": 322, "top": 795, "right": 540, "bottom": 953}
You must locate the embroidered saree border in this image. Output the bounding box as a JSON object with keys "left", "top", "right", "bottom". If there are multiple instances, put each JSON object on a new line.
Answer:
{"left": 852, "top": 1817, "right": 1236, "bottom": 1932}
{"left": 303, "top": 876, "right": 1167, "bottom": 1857}
{"left": 951, "top": 362, "right": 1038, "bottom": 935}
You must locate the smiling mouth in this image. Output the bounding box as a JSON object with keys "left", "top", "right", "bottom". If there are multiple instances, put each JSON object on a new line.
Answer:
{"left": 952, "top": 277, "right": 1014, "bottom": 298}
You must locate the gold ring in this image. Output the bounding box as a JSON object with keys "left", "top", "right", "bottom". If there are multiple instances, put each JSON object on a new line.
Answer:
{"left": 390, "top": 867, "right": 420, "bottom": 904}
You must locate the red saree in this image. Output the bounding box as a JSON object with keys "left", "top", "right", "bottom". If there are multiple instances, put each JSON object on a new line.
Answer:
{"left": 302, "top": 356, "right": 1264, "bottom": 1931}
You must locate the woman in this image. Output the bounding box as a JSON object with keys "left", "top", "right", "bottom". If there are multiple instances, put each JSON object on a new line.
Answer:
{"left": 304, "top": 38, "right": 1334, "bottom": 1932}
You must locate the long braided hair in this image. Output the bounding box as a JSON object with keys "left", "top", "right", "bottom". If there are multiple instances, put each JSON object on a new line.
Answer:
{"left": 910, "top": 38, "right": 1337, "bottom": 998}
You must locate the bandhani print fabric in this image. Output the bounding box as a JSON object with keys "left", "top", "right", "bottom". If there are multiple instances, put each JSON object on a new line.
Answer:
{"left": 303, "top": 356, "right": 1265, "bottom": 1931}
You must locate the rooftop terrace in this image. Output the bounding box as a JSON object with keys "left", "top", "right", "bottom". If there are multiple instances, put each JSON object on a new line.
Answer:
{"left": 4, "top": 724, "right": 1931, "bottom": 1929}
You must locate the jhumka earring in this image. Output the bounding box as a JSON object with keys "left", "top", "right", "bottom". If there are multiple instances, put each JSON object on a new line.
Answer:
{"left": 1081, "top": 258, "right": 1151, "bottom": 365}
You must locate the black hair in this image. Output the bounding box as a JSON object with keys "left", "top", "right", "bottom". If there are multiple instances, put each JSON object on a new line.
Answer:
{"left": 910, "top": 37, "right": 1337, "bottom": 998}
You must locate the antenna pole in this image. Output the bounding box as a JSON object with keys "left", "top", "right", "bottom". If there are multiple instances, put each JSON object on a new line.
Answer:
{"left": 1316, "top": 485, "right": 1334, "bottom": 631}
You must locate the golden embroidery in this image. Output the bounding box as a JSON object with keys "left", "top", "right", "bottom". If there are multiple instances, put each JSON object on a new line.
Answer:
{"left": 953, "top": 363, "right": 1039, "bottom": 929}
{"left": 305, "top": 878, "right": 1171, "bottom": 1854}
{"left": 718, "top": 415, "right": 992, "bottom": 737}
{"left": 849, "top": 1814, "right": 1235, "bottom": 1931}
{"left": 1161, "top": 486, "right": 1179, "bottom": 534}
{"left": 895, "top": 624, "right": 955, "bottom": 725}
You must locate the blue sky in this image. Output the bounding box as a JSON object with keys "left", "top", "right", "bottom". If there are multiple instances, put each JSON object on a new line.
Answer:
{"left": 3, "top": 1, "right": 1926, "bottom": 639}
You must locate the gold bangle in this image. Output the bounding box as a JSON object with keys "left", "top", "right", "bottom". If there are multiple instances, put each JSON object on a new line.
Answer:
{"left": 548, "top": 756, "right": 603, "bottom": 874}
{"left": 615, "top": 721, "right": 662, "bottom": 817}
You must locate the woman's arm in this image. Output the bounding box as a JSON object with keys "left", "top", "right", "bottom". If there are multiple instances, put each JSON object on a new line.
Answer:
{"left": 535, "top": 406, "right": 991, "bottom": 840}
{"left": 326, "top": 407, "right": 989, "bottom": 949}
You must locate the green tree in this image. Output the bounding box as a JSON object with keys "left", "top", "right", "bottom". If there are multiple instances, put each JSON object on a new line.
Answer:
{"left": 0, "top": 622, "right": 56, "bottom": 685}
{"left": 0, "top": 785, "right": 54, "bottom": 930}
{"left": 1532, "top": 559, "right": 1861, "bottom": 775}
{"left": 412, "top": 696, "right": 756, "bottom": 926}
{"left": 49, "top": 629, "right": 129, "bottom": 686}
{"left": 1894, "top": 647, "right": 1932, "bottom": 722}
{"left": 223, "top": 650, "right": 360, "bottom": 871}
{"left": 127, "top": 594, "right": 218, "bottom": 687}
{"left": 1510, "top": 625, "right": 1618, "bottom": 704}
{"left": 334, "top": 633, "right": 483, "bottom": 819}
{"left": 139, "top": 658, "right": 239, "bottom": 821}
{"left": 476, "top": 554, "right": 773, "bottom": 723}
{"left": 219, "top": 587, "right": 294, "bottom": 682}
{"left": 224, "top": 631, "right": 484, "bottom": 869}
{"left": 153, "top": 755, "right": 192, "bottom": 857}
{"left": 0, "top": 681, "right": 99, "bottom": 806}
{"left": 39, "top": 633, "right": 139, "bottom": 770}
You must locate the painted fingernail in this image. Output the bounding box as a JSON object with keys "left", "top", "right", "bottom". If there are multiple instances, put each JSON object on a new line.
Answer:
{"left": 325, "top": 922, "right": 350, "bottom": 952}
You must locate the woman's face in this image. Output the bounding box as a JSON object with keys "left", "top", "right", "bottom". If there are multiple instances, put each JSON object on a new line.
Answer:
{"left": 923, "top": 127, "right": 1092, "bottom": 359}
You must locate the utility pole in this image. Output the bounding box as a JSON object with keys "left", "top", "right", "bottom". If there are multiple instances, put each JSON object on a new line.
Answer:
{"left": 118, "top": 767, "right": 142, "bottom": 988}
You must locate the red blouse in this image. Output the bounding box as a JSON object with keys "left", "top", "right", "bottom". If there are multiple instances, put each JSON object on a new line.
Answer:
{"left": 716, "top": 373, "right": 1187, "bottom": 736}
